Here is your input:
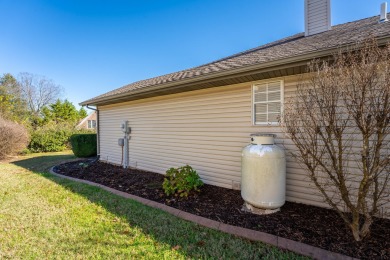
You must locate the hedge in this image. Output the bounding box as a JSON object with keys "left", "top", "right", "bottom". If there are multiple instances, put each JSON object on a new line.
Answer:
{"left": 70, "top": 134, "right": 97, "bottom": 158}
{"left": 28, "top": 126, "right": 73, "bottom": 152}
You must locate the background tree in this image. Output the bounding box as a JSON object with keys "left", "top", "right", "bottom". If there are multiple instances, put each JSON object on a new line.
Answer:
{"left": 78, "top": 107, "right": 88, "bottom": 119}
{"left": 18, "top": 72, "right": 63, "bottom": 116}
{"left": 0, "top": 72, "right": 89, "bottom": 154}
{"left": 28, "top": 100, "right": 91, "bottom": 153}
{"left": 42, "top": 99, "right": 82, "bottom": 124}
{"left": 0, "top": 73, "right": 27, "bottom": 122}
{"left": 282, "top": 38, "right": 390, "bottom": 241}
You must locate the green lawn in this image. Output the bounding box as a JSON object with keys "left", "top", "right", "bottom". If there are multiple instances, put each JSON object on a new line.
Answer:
{"left": 0, "top": 151, "right": 307, "bottom": 259}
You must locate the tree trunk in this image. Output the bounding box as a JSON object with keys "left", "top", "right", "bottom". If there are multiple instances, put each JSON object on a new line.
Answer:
{"left": 350, "top": 221, "right": 363, "bottom": 242}
{"left": 350, "top": 215, "right": 373, "bottom": 241}
{"left": 360, "top": 216, "right": 373, "bottom": 239}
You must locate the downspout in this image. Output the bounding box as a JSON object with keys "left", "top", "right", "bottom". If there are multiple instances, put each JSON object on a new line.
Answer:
{"left": 86, "top": 105, "right": 100, "bottom": 160}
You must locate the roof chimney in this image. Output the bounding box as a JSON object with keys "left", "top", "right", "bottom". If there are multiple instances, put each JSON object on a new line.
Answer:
{"left": 305, "top": 0, "right": 331, "bottom": 36}
{"left": 380, "top": 2, "right": 388, "bottom": 22}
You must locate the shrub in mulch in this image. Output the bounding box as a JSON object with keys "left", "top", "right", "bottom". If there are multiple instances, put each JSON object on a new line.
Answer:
{"left": 163, "top": 165, "right": 203, "bottom": 198}
{"left": 53, "top": 160, "right": 390, "bottom": 259}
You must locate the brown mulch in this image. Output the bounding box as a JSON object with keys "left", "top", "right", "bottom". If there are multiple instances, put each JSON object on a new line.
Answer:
{"left": 53, "top": 159, "right": 390, "bottom": 259}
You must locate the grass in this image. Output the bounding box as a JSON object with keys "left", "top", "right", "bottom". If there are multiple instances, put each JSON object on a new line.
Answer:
{"left": 0, "top": 151, "right": 308, "bottom": 259}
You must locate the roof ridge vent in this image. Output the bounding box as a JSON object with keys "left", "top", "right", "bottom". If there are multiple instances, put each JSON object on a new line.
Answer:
{"left": 380, "top": 2, "right": 388, "bottom": 22}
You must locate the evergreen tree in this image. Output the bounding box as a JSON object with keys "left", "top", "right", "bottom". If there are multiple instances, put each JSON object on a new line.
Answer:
{"left": 42, "top": 99, "right": 82, "bottom": 125}
{"left": 0, "top": 73, "right": 28, "bottom": 122}
{"left": 78, "top": 107, "right": 88, "bottom": 119}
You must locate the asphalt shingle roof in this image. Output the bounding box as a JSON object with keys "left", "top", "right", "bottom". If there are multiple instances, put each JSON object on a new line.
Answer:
{"left": 82, "top": 14, "right": 390, "bottom": 105}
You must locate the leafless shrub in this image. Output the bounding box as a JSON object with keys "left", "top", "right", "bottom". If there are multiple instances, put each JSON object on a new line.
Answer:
{"left": 0, "top": 116, "right": 29, "bottom": 159}
{"left": 282, "top": 38, "right": 390, "bottom": 241}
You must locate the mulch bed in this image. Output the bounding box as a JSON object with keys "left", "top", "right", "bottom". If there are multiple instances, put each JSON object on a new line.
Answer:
{"left": 53, "top": 159, "right": 390, "bottom": 259}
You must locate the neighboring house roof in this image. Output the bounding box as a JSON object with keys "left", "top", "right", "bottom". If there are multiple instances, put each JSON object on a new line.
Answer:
{"left": 76, "top": 111, "right": 97, "bottom": 129}
{"left": 81, "top": 14, "right": 390, "bottom": 106}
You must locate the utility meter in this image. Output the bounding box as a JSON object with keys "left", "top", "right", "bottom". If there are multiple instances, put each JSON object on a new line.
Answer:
{"left": 120, "top": 121, "right": 131, "bottom": 134}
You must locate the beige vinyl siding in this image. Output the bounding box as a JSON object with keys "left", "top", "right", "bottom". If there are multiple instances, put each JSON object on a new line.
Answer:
{"left": 98, "top": 75, "right": 335, "bottom": 209}
{"left": 99, "top": 76, "right": 390, "bottom": 215}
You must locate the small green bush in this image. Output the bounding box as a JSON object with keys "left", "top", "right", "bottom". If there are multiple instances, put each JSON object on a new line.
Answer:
{"left": 162, "top": 165, "right": 203, "bottom": 198}
{"left": 70, "top": 134, "right": 97, "bottom": 158}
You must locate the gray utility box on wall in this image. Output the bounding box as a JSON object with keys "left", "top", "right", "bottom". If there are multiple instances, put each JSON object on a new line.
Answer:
{"left": 118, "top": 138, "right": 124, "bottom": 146}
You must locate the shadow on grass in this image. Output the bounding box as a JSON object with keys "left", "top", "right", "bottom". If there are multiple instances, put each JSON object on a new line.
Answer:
{"left": 12, "top": 153, "right": 77, "bottom": 173}
{"left": 11, "top": 154, "right": 305, "bottom": 259}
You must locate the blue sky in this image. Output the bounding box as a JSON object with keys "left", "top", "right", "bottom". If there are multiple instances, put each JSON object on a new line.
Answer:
{"left": 0, "top": 0, "right": 386, "bottom": 109}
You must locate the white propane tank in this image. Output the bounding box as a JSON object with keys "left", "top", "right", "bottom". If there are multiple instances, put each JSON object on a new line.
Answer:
{"left": 241, "top": 133, "right": 286, "bottom": 211}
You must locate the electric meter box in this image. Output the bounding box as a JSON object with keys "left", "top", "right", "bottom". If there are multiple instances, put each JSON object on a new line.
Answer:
{"left": 121, "top": 121, "right": 131, "bottom": 134}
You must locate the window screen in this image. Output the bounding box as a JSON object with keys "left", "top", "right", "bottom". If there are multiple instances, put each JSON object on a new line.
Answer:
{"left": 253, "top": 81, "right": 283, "bottom": 125}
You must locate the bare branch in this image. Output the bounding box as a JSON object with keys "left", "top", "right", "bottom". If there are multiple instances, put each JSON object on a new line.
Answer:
{"left": 18, "top": 72, "right": 63, "bottom": 116}
{"left": 282, "top": 37, "right": 390, "bottom": 241}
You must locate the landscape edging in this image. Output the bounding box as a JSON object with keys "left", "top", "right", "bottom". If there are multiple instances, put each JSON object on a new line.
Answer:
{"left": 48, "top": 166, "right": 357, "bottom": 260}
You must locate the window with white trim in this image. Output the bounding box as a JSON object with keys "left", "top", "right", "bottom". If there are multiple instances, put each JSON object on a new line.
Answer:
{"left": 252, "top": 80, "right": 283, "bottom": 125}
{"left": 88, "top": 120, "right": 96, "bottom": 129}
